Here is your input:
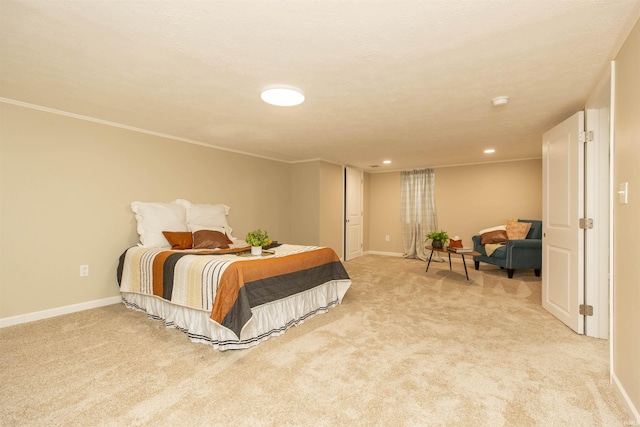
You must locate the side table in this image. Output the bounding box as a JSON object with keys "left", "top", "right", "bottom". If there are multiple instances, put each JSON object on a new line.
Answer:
{"left": 425, "top": 246, "right": 481, "bottom": 281}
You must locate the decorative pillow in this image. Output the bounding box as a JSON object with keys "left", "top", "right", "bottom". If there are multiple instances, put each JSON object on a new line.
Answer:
{"left": 131, "top": 202, "right": 188, "bottom": 248}
{"left": 506, "top": 220, "right": 531, "bottom": 240}
{"left": 190, "top": 225, "right": 233, "bottom": 244}
{"left": 192, "top": 230, "right": 230, "bottom": 249}
{"left": 481, "top": 230, "right": 509, "bottom": 245}
{"left": 162, "top": 231, "right": 193, "bottom": 250}
{"left": 174, "top": 199, "right": 234, "bottom": 239}
{"left": 478, "top": 225, "right": 507, "bottom": 235}
{"left": 522, "top": 220, "right": 542, "bottom": 239}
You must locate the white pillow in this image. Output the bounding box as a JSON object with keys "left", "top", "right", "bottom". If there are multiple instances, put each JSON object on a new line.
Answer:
{"left": 478, "top": 225, "right": 507, "bottom": 235}
{"left": 174, "top": 199, "right": 233, "bottom": 238}
{"left": 131, "top": 201, "right": 188, "bottom": 247}
{"left": 189, "top": 224, "right": 226, "bottom": 233}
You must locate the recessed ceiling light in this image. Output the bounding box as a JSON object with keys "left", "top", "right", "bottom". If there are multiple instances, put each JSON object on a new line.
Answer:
{"left": 492, "top": 96, "right": 509, "bottom": 106}
{"left": 383, "top": 160, "right": 391, "bottom": 164}
{"left": 261, "top": 86, "right": 305, "bottom": 106}
{"left": 484, "top": 149, "right": 496, "bottom": 154}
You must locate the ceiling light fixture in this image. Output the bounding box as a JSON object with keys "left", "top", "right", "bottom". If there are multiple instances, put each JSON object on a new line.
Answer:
{"left": 383, "top": 160, "right": 391, "bottom": 164}
{"left": 484, "top": 149, "right": 496, "bottom": 154}
{"left": 492, "top": 96, "right": 509, "bottom": 106}
{"left": 261, "top": 86, "right": 305, "bottom": 106}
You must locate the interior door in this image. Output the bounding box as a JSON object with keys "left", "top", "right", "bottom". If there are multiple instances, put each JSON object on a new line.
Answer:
{"left": 542, "top": 111, "right": 584, "bottom": 334}
{"left": 344, "top": 167, "right": 363, "bottom": 261}
{"left": 583, "top": 66, "right": 612, "bottom": 339}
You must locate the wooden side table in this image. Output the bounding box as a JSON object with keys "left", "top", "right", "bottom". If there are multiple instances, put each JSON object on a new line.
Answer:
{"left": 425, "top": 246, "right": 481, "bottom": 281}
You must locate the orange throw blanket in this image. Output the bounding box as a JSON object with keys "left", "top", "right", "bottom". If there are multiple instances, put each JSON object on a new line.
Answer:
{"left": 211, "top": 247, "right": 349, "bottom": 337}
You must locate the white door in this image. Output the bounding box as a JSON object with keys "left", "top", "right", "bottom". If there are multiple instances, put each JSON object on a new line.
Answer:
{"left": 345, "top": 167, "right": 363, "bottom": 261}
{"left": 583, "top": 66, "right": 611, "bottom": 339}
{"left": 542, "top": 111, "right": 584, "bottom": 334}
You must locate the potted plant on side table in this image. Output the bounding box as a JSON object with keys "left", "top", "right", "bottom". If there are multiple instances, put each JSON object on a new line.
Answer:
{"left": 246, "top": 229, "right": 271, "bottom": 256}
{"left": 426, "top": 230, "right": 449, "bottom": 249}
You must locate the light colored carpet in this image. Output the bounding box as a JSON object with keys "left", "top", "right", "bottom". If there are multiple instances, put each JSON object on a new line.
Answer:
{"left": 0, "top": 255, "right": 629, "bottom": 426}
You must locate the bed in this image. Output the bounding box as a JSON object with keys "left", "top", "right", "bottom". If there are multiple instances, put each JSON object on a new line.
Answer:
{"left": 117, "top": 199, "right": 351, "bottom": 350}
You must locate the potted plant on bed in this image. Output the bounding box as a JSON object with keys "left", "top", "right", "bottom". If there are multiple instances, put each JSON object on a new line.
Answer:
{"left": 425, "top": 230, "right": 449, "bottom": 249}
{"left": 246, "top": 229, "right": 271, "bottom": 256}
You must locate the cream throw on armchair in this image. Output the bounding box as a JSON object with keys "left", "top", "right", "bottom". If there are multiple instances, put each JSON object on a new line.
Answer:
{"left": 485, "top": 243, "right": 504, "bottom": 257}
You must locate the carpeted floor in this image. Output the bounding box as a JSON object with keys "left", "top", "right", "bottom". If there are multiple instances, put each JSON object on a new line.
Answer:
{"left": 0, "top": 255, "right": 629, "bottom": 426}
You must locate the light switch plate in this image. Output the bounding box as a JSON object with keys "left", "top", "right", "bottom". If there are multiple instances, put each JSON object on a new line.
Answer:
{"left": 618, "top": 182, "right": 628, "bottom": 204}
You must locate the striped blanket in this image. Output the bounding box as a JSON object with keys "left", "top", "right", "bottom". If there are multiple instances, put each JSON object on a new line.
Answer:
{"left": 117, "top": 245, "right": 350, "bottom": 338}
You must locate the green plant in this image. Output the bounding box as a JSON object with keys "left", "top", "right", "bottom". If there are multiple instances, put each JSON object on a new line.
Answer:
{"left": 245, "top": 229, "right": 270, "bottom": 247}
{"left": 425, "top": 230, "right": 449, "bottom": 243}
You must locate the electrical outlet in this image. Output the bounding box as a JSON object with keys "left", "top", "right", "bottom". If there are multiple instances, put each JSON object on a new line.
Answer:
{"left": 80, "top": 265, "right": 89, "bottom": 277}
{"left": 385, "top": 235, "right": 390, "bottom": 241}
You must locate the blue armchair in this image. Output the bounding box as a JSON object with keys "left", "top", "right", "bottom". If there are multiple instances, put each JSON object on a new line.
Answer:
{"left": 472, "top": 219, "right": 542, "bottom": 279}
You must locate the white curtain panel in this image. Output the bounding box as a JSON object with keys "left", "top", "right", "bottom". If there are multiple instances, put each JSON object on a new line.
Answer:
{"left": 400, "top": 169, "right": 439, "bottom": 261}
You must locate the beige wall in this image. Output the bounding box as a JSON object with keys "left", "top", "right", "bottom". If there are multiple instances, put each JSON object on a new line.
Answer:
{"left": 368, "top": 171, "right": 402, "bottom": 253}
{"left": 0, "top": 103, "right": 293, "bottom": 318}
{"left": 362, "top": 172, "right": 370, "bottom": 252}
{"left": 612, "top": 17, "right": 640, "bottom": 417}
{"left": 367, "top": 159, "right": 542, "bottom": 255}
{"left": 436, "top": 160, "right": 542, "bottom": 246}
{"left": 290, "top": 160, "right": 344, "bottom": 256}
{"left": 290, "top": 161, "right": 320, "bottom": 246}
{"left": 318, "top": 161, "right": 344, "bottom": 257}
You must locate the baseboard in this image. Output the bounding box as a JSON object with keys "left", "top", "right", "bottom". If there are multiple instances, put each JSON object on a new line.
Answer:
{"left": 0, "top": 296, "right": 123, "bottom": 328}
{"left": 612, "top": 371, "right": 640, "bottom": 423}
{"left": 365, "top": 250, "right": 404, "bottom": 257}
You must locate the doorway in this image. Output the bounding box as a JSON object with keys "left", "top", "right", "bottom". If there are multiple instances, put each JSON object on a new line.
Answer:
{"left": 344, "top": 167, "right": 363, "bottom": 261}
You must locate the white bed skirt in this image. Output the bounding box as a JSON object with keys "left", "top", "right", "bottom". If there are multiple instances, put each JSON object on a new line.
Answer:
{"left": 121, "top": 278, "right": 351, "bottom": 351}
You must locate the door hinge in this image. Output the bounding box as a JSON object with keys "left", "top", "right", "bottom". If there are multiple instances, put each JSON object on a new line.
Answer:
{"left": 579, "top": 304, "right": 594, "bottom": 316}
{"left": 579, "top": 131, "right": 593, "bottom": 143}
{"left": 579, "top": 218, "right": 593, "bottom": 229}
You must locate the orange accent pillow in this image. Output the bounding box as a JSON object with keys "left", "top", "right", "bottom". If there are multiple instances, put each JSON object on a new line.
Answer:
{"left": 162, "top": 231, "right": 193, "bottom": 250}
{"left": 481, "top": 230, "right": 508, "bottom": 245}
{"left": 506, "top": 220, "right": 531, "bottom": 240}
{"left": 192, "top": 230, "right": 230, "bottom": 249}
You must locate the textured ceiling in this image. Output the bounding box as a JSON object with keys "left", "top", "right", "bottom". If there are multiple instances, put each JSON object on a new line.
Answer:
{"left": 1, "top": 0, "right": 638, "bottom": 172}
